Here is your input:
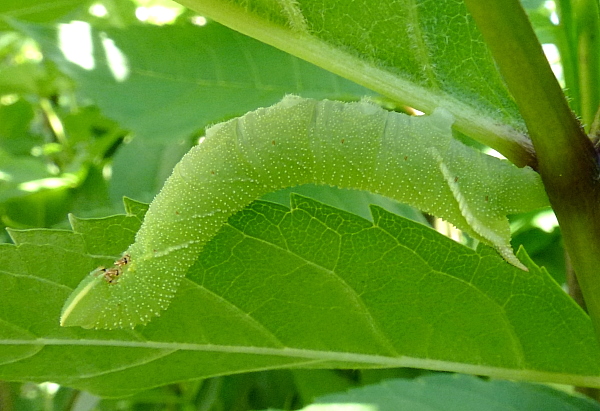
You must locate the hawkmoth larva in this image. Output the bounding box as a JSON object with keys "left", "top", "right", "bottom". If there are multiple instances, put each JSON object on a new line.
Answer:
{"left": 60, "top": 96, "right": 549, "bottom": 329}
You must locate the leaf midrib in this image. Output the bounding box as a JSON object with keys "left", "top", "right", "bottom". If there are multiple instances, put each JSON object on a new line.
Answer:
{"left": 3, "top": 337, "right": 600, "bottom": 387}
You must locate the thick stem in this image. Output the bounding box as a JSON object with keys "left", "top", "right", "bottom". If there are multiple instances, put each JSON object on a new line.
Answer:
{"left": 464, "top": 0, "right": 600, "bottom": 340}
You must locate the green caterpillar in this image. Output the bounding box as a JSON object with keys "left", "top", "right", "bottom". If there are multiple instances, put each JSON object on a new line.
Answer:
{"left": 60, "top": 96, "right": 549, "bottom": 329}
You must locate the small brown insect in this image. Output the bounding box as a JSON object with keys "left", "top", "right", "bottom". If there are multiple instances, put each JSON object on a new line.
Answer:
{"left": 454, "top": 176, "right": 459, "bottom": 182}
{"left": 102, "top": 267, "right": 122, "bottom": 284}
{"left": 91, "top": 254, "right": 130, "bottom": 285}
{"left": 340, "top": 139, "right": 345, "bottom": 144}
{"left": 114, "top": 254, "right": 130, "bottom": 267}
{"left": 93, "top": 266, "right": 121, "bottom": 284}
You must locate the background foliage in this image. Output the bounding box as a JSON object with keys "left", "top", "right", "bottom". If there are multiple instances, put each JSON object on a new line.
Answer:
{"left": 0, "top": 0, "right": 597, "bottom": 409}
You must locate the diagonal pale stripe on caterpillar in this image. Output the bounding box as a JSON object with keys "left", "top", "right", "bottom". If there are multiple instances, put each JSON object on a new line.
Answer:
{"left": 60, "top": 96, "right": 549, "bottom": 329}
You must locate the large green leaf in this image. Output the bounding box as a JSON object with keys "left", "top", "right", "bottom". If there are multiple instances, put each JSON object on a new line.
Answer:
{"left": 174, "top": 0, "right": 534, "bottom": 165}
{"left": 15, "top": 20, "right": 371, "bottom": 143}
{"left": 0, "top": 196, "right": 599, "bottom": 396}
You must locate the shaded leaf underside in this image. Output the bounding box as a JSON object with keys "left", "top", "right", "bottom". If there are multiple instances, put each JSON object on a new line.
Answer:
{"left": 176, "top": 0, "right": 535, "bottom": 165}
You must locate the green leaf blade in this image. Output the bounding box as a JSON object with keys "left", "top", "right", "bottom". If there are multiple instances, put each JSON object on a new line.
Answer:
{"left": 2, "top": 196, "right": 598, "bottom": 395}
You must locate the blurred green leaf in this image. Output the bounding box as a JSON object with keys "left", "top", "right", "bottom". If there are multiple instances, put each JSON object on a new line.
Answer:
{"left": 298, "top": 374, "right": 600, "bottom": 411}
{"left": 16, "top": 20, "right": 372, "bottom": 143}
{"left": 291, "top": 370, "right": 358, "bottom": 405}
{"left": 0, "top": 0, "right": 88, "bottom": 29}
{"left": 512, "top": 227, "right": 565, "bottom": 285}
{"left": 1, "top": 186, "right": 74, "bottom": 228}
{"left": 109, "top": 137, "right": 192, "bottom": 205}
{"left": 0, "top": 150, "right": 52, "bottom": 201}
{"left": 0, "top": 63, "right": 48, "bottom": 96}
{"left": 521, "top": 0, "right": 548, "bottom": 9}
{"left": 0, "top": 99, "right": 37, "bottom": 156}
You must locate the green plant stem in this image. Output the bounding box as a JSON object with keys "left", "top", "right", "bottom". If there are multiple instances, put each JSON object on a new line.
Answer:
{"left": 572, "top": 0, "right": 600, "bottom": 129}
{"left": 464, "top": 0, "right": 600, "bottom": 338}
{"left": 556, "top": 0, "right": 582, "bottom": 117}
{"left": 558, "top": 0, "right": 600, "bottom": 130}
